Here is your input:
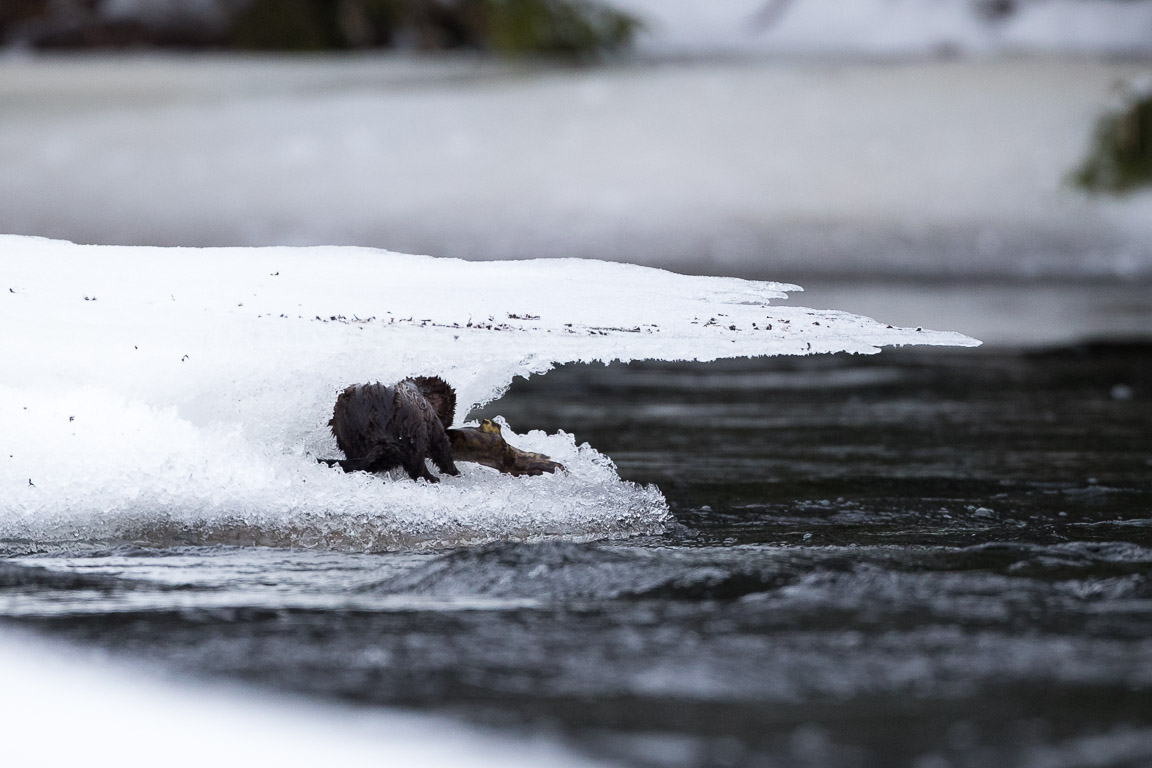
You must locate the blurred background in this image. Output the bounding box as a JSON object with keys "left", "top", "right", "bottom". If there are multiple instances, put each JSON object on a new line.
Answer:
{"left": 2, "top": 0, "right": 1151, "bottom": 344}
{"left": 4, "top": 6, "right": 1152, "bottom": 767}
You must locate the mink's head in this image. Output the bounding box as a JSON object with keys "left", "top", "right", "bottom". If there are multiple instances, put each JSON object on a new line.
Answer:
{"left": 410, "top": 376, "right": 456, "bottom": 428}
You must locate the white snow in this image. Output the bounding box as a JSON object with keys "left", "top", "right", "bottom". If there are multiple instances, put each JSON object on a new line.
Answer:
{"left": 0, "top": 631, "right": 610, "bottom": 768}
{"left": 0, "top": 236, "right": 976, "bottom": 552}
{"left": 1, "top": 56, "right": 1148, "bottom": 284}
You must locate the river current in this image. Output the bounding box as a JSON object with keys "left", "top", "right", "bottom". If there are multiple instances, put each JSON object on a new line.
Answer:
{"left": 2, "top": 343, "right": 1149, "bottom": 768}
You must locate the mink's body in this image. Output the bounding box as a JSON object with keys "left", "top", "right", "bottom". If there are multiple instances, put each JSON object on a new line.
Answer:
{"left": 327, "top": 375, "right": 562, "bottom": 481}
{"left": 328, "top": 376, "right": 458, "bottom": 483}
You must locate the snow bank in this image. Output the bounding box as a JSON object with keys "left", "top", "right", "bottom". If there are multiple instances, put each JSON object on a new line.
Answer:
{"left": 0, "top": 631, "right": 608, "bottom": 768}
{"left": 0, "top": 236, "right": 977, "bottom": 552}
{"left": 2, "top": 57, "right": 1148, "bottom": 282}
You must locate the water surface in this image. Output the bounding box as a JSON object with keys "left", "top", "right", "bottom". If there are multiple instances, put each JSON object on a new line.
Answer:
{"left": 2, "top": 343, "right": 1150, "bottom": 767}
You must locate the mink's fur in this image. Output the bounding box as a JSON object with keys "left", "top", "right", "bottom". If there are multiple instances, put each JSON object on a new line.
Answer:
{"left": 328, "top": 376, "right": 459, "bottom": 483}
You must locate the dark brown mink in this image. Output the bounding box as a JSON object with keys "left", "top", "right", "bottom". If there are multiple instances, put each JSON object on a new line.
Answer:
{"left": 328, "top": 376, "right": 459, "bottom": 483}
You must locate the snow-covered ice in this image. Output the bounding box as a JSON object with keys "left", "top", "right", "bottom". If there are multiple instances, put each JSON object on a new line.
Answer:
{"left": 0, "top": 236, "right": 976, "bottom": 552}
{"left": 0, "top": 631, "right": 610, "bottom": 768}
{"left": 1, "top": 56, "right": 1149, "bottom": 284}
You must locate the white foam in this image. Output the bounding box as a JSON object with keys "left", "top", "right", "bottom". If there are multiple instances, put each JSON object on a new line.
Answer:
{"left": 0, "top": 236, "right": 976, "bottom": 551}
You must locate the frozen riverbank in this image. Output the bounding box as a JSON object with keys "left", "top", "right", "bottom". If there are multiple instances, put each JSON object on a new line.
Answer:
{"left": 2, "top": 55, "right": 1150, "bottom": 285}
{"left": 0, "top": 236, "right": 975, "bottom": 553}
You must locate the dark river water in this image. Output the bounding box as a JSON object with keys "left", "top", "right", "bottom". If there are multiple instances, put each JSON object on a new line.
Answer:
{"left": 2, "top": 342, "right": 1150, "bottom": 768}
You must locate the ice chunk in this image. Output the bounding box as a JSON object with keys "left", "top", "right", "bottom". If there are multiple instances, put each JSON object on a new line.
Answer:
{"left": 0, "top": 236, "right": 977, "bottom": 552}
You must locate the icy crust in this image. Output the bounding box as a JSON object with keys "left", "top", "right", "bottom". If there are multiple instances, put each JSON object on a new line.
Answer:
{"left": 0, "top": 236, "right": 977, "bottom": 552}
{"left": 1, "top": 408, "right": 665, "bottom": 552}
